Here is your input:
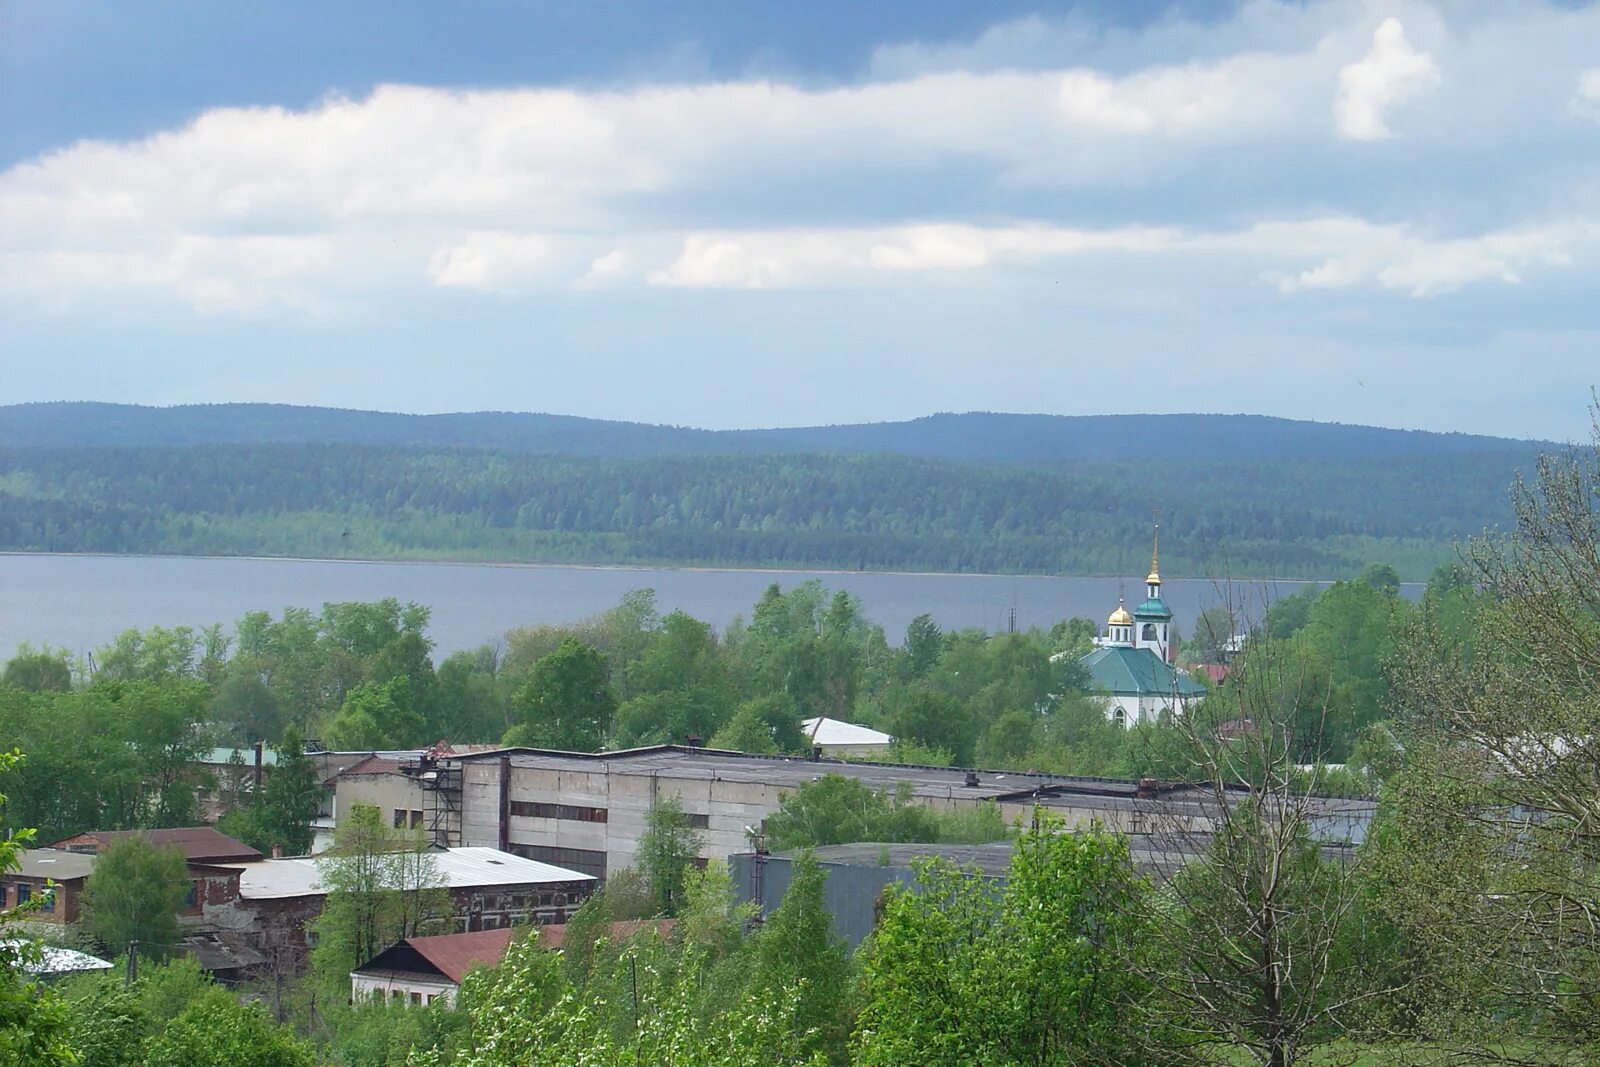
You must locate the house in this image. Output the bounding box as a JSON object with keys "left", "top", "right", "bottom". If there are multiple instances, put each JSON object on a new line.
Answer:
{"left": 801, "top": 717, "right": 893, "bottom": 759}
{"left": 47, "top": 827, "right": 260, "bottom": 918}
{"left": 3, "top": 850, "right": 95, "bottom": 925}
{"left": 349, "top": 919, "right": 675, "bottom": 1006}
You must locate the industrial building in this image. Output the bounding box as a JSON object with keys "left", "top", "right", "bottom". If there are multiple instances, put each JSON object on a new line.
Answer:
{"left": 385, "top": 744, "right": 1374, "bottom": 881}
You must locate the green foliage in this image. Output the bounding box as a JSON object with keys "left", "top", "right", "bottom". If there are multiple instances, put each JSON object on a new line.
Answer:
{"left": 0, "top": 748, "right": 75, "bottom": 1067}
{"left": 762, "top": 775, "right": 1007, "bottom": 852}
{"left": 751, "top": 852, "right": 852, "bottom": 1062}
{"left": 502, "top": 638, "right": 614, "bottom": 751}
{"left": 83, "top": 835, "right": 189, "bottom": 961}
{"left": 218, "top": 728, "right": 321, "bottom": 857}
{"left": 0, "top": 645, "right": 72, "bottom": 692}
{"left": 853, "top": 816, "right": 1158, "bottom": 1066}
{"left": 434, "top": 932, "right": 826, "bottom": 1067}
{"left": 327, "top": 675, "right": 426, "bottom": 750}
{"left": 709, "top": 693, "right": 806, "bottom": 755}
{"left": 890, "top": 687, "right": 977, "bottom": 767}
{"left": 636, "top": 796, "right": 704, "bottom": 917}
{"left": 143, "top": 995, "right": 315, "bottom": 1067}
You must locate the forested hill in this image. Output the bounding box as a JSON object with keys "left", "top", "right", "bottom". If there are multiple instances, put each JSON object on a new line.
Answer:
{"left": 0, "top": 402, "right": 1546, "bottom": 462}
{"left": 0, "top": 443, "right": 1533, "bottom": 579}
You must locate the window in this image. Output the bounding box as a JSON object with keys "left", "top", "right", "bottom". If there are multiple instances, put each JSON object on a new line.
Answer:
{"left": 410, "top": 992, "right": 422, "bottom": 1006}
{"left": 38, "top": 887, "right": 54, "bottom": 914}
{"left": 183, "top": 882, "right": 198, "bottom": 908}
{"left": 1141, "top": 623, "right": 1158, "bottom": 642}
{"left": 509, "top": 801, "right": 608, "bottom": 823}
{"left": 393, "top": 808, "right": 408, "bottom": 829}
{"left": 410, "top": 809, "right": 424, "bottom": 829}
{"left": 15, "top": 884, "right": 30, "bottom": 905}
{"left": 514, "top": 845, "right": 607, "bottom": 880}
{"left": 1113, "top": 707, "right": 1126, "bottom": 727}
{"left": 682, "top": 812, "right": 710, "bottom": 830}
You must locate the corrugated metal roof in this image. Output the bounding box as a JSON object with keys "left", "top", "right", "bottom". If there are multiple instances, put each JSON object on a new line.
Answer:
{"left": 802, "top": 717, "right": 892, "bottom": 747}
{"left": 354, "top": 919, "right": 676, "bottom": 984}
{"left": 1081, "top": 646, "right": 1207, "bottom": 698}
{"left": 229, "top": 846, "right": 596, "bottom": 900}
{"left": 200, "top": 746, "right": 280, "bottom": 767}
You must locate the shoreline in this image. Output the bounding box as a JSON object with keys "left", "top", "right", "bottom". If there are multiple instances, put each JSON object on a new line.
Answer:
{"left": 0, "top": 549, "right": 1417, "bottom": 588}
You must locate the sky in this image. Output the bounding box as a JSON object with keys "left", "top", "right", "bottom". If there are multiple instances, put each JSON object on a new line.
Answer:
{"left": 1, "top": 0, "right": 1597, "bottom": 440}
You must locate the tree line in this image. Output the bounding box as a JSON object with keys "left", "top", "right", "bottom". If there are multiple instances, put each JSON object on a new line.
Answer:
{"left": 0, "top": 442, "right": 1532, "bottom": 577}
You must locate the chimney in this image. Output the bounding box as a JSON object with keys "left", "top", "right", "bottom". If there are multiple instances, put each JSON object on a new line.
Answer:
{"left": 498, "top": 753, "right": 512, "bottom": 853}
{"left": 963, "top": 771, "right": 980, "bottom": 788}
{"left": 271, "top": 844, "right": 283, "bottom": 859}
{"left": 1137, "top": 777, "right": 1159, "bottom": 799}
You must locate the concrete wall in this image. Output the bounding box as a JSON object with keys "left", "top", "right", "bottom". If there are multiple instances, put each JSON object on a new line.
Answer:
{"left": 336, "top": 773, "right": 432, "bottom": 835}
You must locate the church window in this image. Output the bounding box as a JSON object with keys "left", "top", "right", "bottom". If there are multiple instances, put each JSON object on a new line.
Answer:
{"left": 1142, "top": 624, "right": 1158, "bottom": 642}
{"left": 1113, "top": 707, "right": 1126, "bottom": 727}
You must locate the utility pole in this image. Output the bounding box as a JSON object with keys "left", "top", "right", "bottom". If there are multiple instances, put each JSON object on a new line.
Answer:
{"left": 125, "top": 940, "right": 139, "bottom": 987}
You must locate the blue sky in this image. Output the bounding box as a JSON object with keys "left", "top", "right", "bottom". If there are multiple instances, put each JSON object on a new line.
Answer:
{"left": 2, "top": 0, "right": 1596, "bottom": 439}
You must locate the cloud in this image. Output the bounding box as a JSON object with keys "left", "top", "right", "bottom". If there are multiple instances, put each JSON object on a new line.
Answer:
{"left": 0, "top": 1, "right": 1597, "bottom": 317}
{"left": 640, "top": 216, "right": 1587, "bottom": 299}
{"left": 1334, "top": 17, "right": 1440, "bottom": 140}
{"left": 1249, "top": 217, "right": 1579, "bottom": 296}
{"left": 647, "top": 223, "right": 1182, "bottom": 288}
{"left": 1572, "top": 68, "right": 1600, "bottom": 121}
{"left": 428, "top": 232, "right": 555, "bottom": 290}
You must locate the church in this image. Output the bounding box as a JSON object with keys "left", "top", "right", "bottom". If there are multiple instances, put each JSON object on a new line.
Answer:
{"left": 1076, "top": 527, "right": 1206, "bottom": 728}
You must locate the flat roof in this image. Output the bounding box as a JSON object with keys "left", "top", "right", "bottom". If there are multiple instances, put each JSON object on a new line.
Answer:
{"left": 449, "top": 744, "right": 1375, "bottom": 821}
{"left": 225, "top": 846, "right": 596, "bottom": 900}
{"left": 15, "top": 849, "right": 96, "bottom": 881}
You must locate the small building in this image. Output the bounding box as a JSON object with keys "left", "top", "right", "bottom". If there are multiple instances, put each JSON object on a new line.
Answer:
{"left": 350, "top": 919, "right": 675, "bottom": 1006}
{"left": 2, "top": 940, "right": 114, "bottom": 979}
{"left": 213, "top": 846, "right": 597, "bottom": 968}
{"left": 801, "top": 717, "right": 893, "bottom": 759}
{"left": 3, "top": 850, "right": 95, "bottom": 925}
{"left": 50, "top": 826, "right": 263, "bottom": 865}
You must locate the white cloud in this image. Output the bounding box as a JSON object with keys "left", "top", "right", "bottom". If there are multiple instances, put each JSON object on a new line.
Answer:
{"left": 1248, "top": 217, "right": 1580, "bottom": 296}
{"left": 0, "top": 2, "right": 1597, "bottom": 316}
{"left": 648, "top": 223, "right": 1181, "bottom": 289}
{"left": 428, "top": 232, "right": 555, "bottom": 290}
{"left": 1572, "top": 68, "right": 1600, "bottom": 121}
{"left": 1334, "top": 17, "right": 1440, "bottom": 140}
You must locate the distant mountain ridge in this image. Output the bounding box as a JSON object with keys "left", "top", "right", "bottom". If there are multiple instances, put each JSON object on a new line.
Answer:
{"left": 0, "top": 402, "right": 1545, "bottom": 462}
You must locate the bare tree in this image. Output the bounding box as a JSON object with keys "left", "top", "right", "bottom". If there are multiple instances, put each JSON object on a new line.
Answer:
{"left": 1135, "top": 590, "right": 1395, "bottom": 1067}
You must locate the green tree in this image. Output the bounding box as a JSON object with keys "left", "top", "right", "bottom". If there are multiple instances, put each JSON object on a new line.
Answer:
{"left": 502, "top": 638, "right": 615, "bottom": 751}
{"left": 853, "top": 817, "right": 1157, "bottom": 1066}
{"left": 143, "top": 996, "right": 314, "bottom": 1067}
{"left": 902, "top": 614, "right": 943, "bottom": 680}
{"left": 221, "top": 728, "right": 321, "bottom": 857}
{"left": 309, "top": 805, "right": 448, "bottom": 998}
{"left": 709, "top": 693, "right": 806, "bottom": 755}
{"left": 890, "top": 686, "right": 977, "bottom": 767}
{"left": 326, "top": 676, "right": 426, "bottom": 751}
{"left": 636, "top": 795, "right": 704, "bottom": 917}
{"left": 0, "top": 748, "right": 75, "bottom": 1067}
{"left": 751, "top": 852, "right": 851, "bottom": 1063}
{"left": 83, "top": 835, "right": 188, "bottom": 962}
{"left": 0, "top": 646, "right": 72, "bottom": 693}
{"left": 763, "top": 775, "right": 941, "bottom": 852}
{"left": 209, "top": 661, "right": 285, "bottom": 744}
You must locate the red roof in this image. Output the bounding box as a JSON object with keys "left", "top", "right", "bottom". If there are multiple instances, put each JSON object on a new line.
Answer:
{"left": 51, "top": 827, "right": 262, "bottom": 865}
{"left": 387, "top": 919, "right": 677, "bottom": 984}
{"left": 339, "top": 756, "right": 405, "bottom": 777}
{"left": 405, "top": 929, "right": 517, "bottom": 984}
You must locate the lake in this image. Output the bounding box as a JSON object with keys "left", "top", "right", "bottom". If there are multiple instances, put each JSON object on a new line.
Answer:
{"left": 0, "top": 553, "right": 1419, "bottom": 660}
